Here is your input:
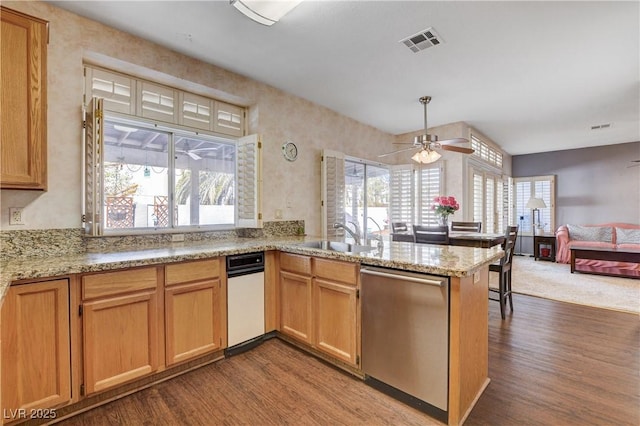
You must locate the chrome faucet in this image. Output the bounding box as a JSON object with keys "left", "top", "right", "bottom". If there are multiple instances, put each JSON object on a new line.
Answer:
{"left": 333, "top": 222, "right": 361, "bottom": 245}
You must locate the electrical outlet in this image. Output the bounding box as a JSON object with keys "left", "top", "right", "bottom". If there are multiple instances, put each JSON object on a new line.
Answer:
{"left": 171, "top": 233, "right": 185, "bottom": 242}
{"left": 9, "top": 207, "right": 25, "bottom": 225}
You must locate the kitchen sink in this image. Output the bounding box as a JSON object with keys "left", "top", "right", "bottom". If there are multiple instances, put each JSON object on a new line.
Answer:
{"left": 298, "top": 240, "right": 377, "bottom": 254}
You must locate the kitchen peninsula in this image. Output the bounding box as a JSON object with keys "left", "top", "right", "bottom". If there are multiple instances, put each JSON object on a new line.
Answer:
{"left": 0, "top": 236, "right": 502, "bottom": 426}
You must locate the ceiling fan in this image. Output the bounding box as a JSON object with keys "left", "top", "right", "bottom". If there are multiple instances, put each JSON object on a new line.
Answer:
{"left": 176, "top": 138, "right": 219, "bottom": 160}
{"left": 379, "top": 96, "right": 474, "bottom": 163}
{"left": 627, "top": 160, "right": 640, "bottom": 168}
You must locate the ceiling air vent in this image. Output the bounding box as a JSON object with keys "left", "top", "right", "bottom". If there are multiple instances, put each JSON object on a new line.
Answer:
{"left": 400, "top": 27, "right": 444, "bottom": 53}
{"left": 590, "top": 123, "right": 612, "bottom": 130}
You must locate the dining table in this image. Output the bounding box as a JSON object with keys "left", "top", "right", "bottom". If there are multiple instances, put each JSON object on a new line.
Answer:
{"left": 391, "top": 230, "right": 505, "bottom": 248}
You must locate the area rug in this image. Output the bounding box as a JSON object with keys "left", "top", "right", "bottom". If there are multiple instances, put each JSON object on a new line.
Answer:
{"left": 489, "top": 256, "right": 640, "bottom": 314}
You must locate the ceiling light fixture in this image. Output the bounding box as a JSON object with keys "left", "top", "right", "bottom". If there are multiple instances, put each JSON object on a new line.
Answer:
{"left": 412, "top": 96, "right": 441, "bottom": 164}
{"left": 231, "top": 0, "right": 302, "bottom": 26}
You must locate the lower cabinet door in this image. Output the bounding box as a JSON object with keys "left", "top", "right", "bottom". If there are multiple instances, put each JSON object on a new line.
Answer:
{"left": 1, "top": 280, "right": 71, "bottom": 414}
{"left": 314, "top": 278, "right": 358, "bottom": 366}
{"left": 83, "top": 290, "right": 159, "bottom": 394}
{"left": 165, "top": 280, "right": 222, "bottom": 365}
{"left": 279, "top": 271, "right": 313, "bottom": 344}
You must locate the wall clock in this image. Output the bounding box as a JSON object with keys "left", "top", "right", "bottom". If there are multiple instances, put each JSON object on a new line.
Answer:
{"left": 282, "top": 141, "right": 298, "bottom": 162}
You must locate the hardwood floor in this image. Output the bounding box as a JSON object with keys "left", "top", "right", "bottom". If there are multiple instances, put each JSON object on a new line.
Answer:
{"left": 57, "top": 294, "right": 639, "bottom": 426}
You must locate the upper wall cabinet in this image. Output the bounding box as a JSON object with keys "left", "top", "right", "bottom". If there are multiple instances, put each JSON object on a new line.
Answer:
{"left": 0, "top": 7, "right": 48, "bottom": 190}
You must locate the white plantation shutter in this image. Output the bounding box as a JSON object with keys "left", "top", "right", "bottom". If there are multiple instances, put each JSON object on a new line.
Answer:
{"left": 320, "top": 150, "right": 345, "bottom": 238}
{"left": 138, "top": 81, "right": 178, "bottom": 123}
{"left": 237, "top": 134, "right": 263, "bottom": 228}
{"left": 514, "top": 180, "right": 532, "bottom": 234}
{"left": 535, "top": 179, "right": 554, "bottom": 233}
{"left": 473, "top": 171, "right": 483, "bottom": 224}
{"left": 417, "top": 165, "right": 443, "bottom": 226}
{"left": 389, "top": 165, "right": 414, "bottom": 225}
{"left": 471, "top": 166, "right": 506, "bottom": 233}
{"left": 85, "top": 68, "right": 135, "bottom": 115}
{"left": 497, "top": 178, "right": 506, "bottom": 232}
{"left": 321, "top": 150, "right": 346, "bottom": 238}
{"left": 485, "top": 176, "right": 496, "bottom": 233}
{"left": 214, "top": 101, "right": 244, "bottom": 137}
{"left": 179, "top": 92, "right": 212, "bottom": 131}
{"left": 83, "top": 98, "right": 104, "bottom": 236}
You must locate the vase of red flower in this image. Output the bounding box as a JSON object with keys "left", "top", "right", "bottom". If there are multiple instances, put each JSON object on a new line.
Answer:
{"left": 433, "top": 196, "right": 460, "bottom": 227}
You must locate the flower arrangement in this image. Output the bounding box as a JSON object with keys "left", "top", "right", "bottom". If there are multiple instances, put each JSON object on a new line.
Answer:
{"left": 433, "top": 196, "right": 460, "bottom": 223}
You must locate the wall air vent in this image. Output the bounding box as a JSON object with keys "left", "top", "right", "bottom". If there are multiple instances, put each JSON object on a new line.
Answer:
{"left": 590, "top": 123, "right": 612, "bottom": 130}
{"left": 400, "top": 27, "right": 444, "bottom": 53}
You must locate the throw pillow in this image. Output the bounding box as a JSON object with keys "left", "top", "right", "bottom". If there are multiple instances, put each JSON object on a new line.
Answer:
{"left": 567, "top": 225, "right": 612, "bottom": 242}
{"left": 616, "top": 227, "right": 640, "bottom": 244}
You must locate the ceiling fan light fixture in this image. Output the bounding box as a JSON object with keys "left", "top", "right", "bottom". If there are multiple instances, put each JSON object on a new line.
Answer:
{"left": 231, "top": 0, "right": 302, "bottom": 26}
{"left": 412, "top": 148, "right": 441, "bottom": 164}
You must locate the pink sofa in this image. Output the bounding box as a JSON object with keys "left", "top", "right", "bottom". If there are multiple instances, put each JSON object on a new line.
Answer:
{"left": 556, "top": 223, "right": 640, "bottom": 277}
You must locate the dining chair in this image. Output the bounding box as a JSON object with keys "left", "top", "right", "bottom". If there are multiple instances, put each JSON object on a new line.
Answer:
{"left": 489, "top": 225, "right": 518, "bottom": 319}
{"left": 391, "top": 222, "right": 415, "bottom": 242}
{"left": 451, "top": 221, "right": 482, "bottom": 232}
{"left": 391, "top": 222, "right": 409, "bottom": 233}
{"left": 413, "top": 225, "right": 449, "bottom": 245}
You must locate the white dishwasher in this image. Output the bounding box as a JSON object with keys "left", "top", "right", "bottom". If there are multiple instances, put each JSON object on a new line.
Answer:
{"left": 226, "top": 252, "right": 265, "bottom": 355}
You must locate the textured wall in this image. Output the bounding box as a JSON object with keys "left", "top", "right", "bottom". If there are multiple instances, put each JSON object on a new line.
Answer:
{"left": 512, "top": 141, "right": 640, "bottom": 226}
{"left": 0, "top": 1, "right": 395, "bottom": 236}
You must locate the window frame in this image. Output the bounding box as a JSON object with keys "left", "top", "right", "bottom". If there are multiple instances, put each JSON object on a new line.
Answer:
{"left": 83, "top": 65, "right": 258, "bottom": 236}
{"left": 388, "top": 162, "right": 444, "bottom": 227}
{"left": 513, "top": 175, "right": 556, "bottom": 236}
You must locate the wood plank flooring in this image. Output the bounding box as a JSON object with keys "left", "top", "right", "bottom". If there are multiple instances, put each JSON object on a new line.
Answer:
{"left": 57, "top": 294, "right": 639, "bottom": 426}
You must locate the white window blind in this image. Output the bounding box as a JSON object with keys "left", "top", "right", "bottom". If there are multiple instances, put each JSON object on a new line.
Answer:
{"left": 471, "top": 135, "right": 503, "bottom": 168}
{"left": 214, "top": 101, "right": 244, "bottom": 137}
{"left": 83, "top": 98, "right": 104, "bottom": 236}
{"left": 138, "top": 82, "right": 177, "bottom": 122}
{"left": 473, "top": 172, "right": 483, "bottom": 224}
{"left": 500, "top": 177, "right": 516, "bottom": 229}
{"left": 389, "top": 165, "right": 414, "bottom": 225}
{"left": 236, "top": 134, "right": 263, "bottom": 228}
{"left": 179, "top": 92, "right": 212, "bottom": 130}
{"left": 321, "top": 150, "right": 346, "bottom": 238}
{"left": 485, "top": 176, "right": 496, "bottom": 233}
{"left": 535, "top": 180, "right": 553, "bottom": 233}
{"left": 417, "top": 166, "right": 442, "bottom": 226}
{"left": 85, "top": 68, "right": 135, "bottom": 115}
{"left": 514, "top": 180, "right": 532, "bottom": 233}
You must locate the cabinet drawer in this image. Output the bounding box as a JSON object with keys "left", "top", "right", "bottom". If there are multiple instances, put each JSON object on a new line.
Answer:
{"left": 313, "top": 258, "right": 358, "bottom": 285}
{"left": 280, "top": 253, "right": 311, "bottom": 276}
{"left": 82, "top": 267, "right": 158, "bottom": 300}
{"left": 165, "top": 258, "right": 221, "bottom": 286}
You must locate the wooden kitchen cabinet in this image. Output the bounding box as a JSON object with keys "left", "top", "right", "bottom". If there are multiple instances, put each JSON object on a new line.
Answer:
{"left": 1, "top": 279, "right": 71, "bottom": 419}
{"left": 0, "top": 7, "right": 48, "bottom": 190}
{"left": 278, "top": 253, "right": 360, "bottom": 367}
{"left": 81, "top": 267, "right": 161, "bottom": 395}
{"left": 164, "top": 258, "right": 226, "bottom": 366}
{"left": 279, "top": 253, "right": 313, "bottom": 344}
{"left": 313, "top": 258, "right": 359, "bottom": 366}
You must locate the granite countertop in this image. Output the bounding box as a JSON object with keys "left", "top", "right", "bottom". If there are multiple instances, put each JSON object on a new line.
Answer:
{"left": 0, "top": 236, "right": 503, "bottom": 305}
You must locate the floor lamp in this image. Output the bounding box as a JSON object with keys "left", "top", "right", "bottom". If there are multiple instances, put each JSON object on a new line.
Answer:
{"left": 526, "top": 197, "right": 547, "bottom": 256}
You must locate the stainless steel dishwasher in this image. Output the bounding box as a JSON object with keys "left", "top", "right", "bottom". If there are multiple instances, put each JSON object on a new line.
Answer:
{"left": 361, "top": 266, "right": 449, "bottom": 422}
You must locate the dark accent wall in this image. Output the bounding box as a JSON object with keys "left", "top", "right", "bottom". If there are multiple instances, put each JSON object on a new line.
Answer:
{"left": 513, "top": 141, "right": 640, "bottom": 228}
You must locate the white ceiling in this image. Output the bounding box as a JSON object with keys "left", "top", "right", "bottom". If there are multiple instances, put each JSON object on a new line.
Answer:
{"left": 49, "top": 0, "right": 640, "bottom": 156}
